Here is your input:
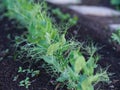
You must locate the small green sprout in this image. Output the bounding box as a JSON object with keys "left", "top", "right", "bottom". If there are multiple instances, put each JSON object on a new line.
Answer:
{"left": 18, "top": 67, "right": 40, "bottom": 77}
{"left": 13, "top": 75, "right": 19, "bottom": 81}
{"left": 13, "top": 66, "right": 40, "bottom": 88}
{"left": 18, "top": 67, "right": 26, "bottom": 73}
{"left": 19, "top": 77, "right": 31, "bottom": 89}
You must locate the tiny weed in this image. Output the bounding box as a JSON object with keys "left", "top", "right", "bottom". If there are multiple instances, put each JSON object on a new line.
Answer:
{"left": 13, "top": 66, "right": 40, "bottom": 89}
{"left": 19, "top": 77, "right": 31, "bottom": 89}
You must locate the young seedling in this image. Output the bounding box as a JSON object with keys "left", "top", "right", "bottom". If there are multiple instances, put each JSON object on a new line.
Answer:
{"left": 13, "top": 66, "right": 40, "bottom": 88}
{"left": 19, "top": 77, "right": 31, "bottom": 89}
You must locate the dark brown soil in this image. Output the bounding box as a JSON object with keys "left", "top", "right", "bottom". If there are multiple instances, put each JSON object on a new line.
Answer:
{"left": 0, "top": 16, "right": 58, "bottom": 90}
{"left": 1, "top": 16, "right": 120, "bottom": 90}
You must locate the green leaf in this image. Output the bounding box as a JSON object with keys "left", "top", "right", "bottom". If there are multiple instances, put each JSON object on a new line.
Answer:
{"left": 42, "top": 56, "right": 55, "bottom": 64}
{"left": 78, "top": 75, "right": 94, "bottom": 90}
{"left": 81, "top": 79, "right": 93, "bottom": 90}
{"left": 60, "top": 34, "right": 66, "bottom": 45}
{"left": 45, "top": 32, "right": 51, "bottom": 44}
{"left": 47, "top": 42, "right": 60, "bottom": 55}
{"left": 32, "top": 70, "right": 40, "bottom": 77}
{"left": 57, "top": 70, "right": 69, "bottom": 82}
{"left": 19, "top": 81, "right": 24, "bottom": 86}
{"left": 73, "top": 51, "right": 86, "bottom": 74}
{"left": 18, "top": 67, "right": 23, "bottom": 73}
{"left": 42, "top": 56, "right": 62, "bottom": 72}
{"left": 111, "top": 32, "right": 120, "bottom": 44}
{"left": 84, "top": 57, "right": 95, "bottom": 75}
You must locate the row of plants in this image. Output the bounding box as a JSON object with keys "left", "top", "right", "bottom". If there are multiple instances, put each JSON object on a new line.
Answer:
{"left": 2, "top": 0, "right": 109, "bottom": 90}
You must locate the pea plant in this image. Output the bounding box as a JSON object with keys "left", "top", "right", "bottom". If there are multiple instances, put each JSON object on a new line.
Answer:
{"left": 111, "top": 29, "right": 120, "bottom": 45}
{"left": 3, "top": 0, "right": 109, "bottom": 89}
{"left": 52, "top": 8, "right": 78, "bottom": 26}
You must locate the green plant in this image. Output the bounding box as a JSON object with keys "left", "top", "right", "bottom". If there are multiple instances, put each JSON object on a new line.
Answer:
{"left": 13, "top": 66, "right": 40, "bottom": 88}
{"left": 18, "top": 67, "right": 40, "bottom": 77}
{"left": 111, "top": 29, "right": 120, "bottom": 45}
{"left": 19, "top": 77, "right": 31, "bottom": 89}
{"left": 110, "top": 0, "right": 120, "bottom": 10}
{"left": 56, "top": 44, "right": 108, "bottom": 90}
{"left": 52, "top": 8, "right": 78, "bottom": 25}
{"left": 3, "top": 0, "right": 109, "bottom": 90}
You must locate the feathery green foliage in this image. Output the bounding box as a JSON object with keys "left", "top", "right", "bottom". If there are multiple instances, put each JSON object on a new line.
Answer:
{"left": 3, "top": 0, "right": 109, "bottom": 89}
{"left": 111, "top": 29, "right": 120, "bottom": 45}
{"left": 52, "top": 8, "right": 78, "bottom": 25}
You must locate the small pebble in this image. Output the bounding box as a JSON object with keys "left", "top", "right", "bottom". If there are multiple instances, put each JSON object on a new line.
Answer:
{"left": 109, "top": 85, "right": 114, "bottom": 88}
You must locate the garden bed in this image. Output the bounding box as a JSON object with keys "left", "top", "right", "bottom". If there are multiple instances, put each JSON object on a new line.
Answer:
{"left": 0, "top": 17, "right": 57, "bottom": 90}
{"left": 47, "top": 0, "right": 120, "bottom": 52}
{"left": 0, "top": 0, "right": 120, "bottom": 90}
